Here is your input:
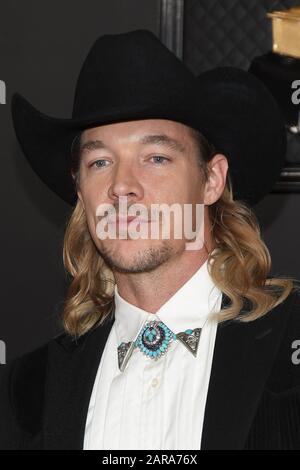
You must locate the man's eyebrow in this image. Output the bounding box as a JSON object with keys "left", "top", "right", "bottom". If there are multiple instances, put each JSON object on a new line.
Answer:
{"left": 139, "top": 134, "right": 186, "bottom": 153}
{"left": 80, "top": 134, "right": 187, "bottom": 155}
{"left": 80, "top": 140, "right": 107, "bottom": 154}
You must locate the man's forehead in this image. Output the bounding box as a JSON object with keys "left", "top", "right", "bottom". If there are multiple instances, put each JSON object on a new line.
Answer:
{"left": 81, "top": 119, "right": 192, "bottom": 140}
{"left": 80, "top": 119, "right": 194, "bottom": 153}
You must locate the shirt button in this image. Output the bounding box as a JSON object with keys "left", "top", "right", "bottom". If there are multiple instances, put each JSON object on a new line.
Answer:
{"left": 151, "top": 377, "right": 159, "bottom": 387}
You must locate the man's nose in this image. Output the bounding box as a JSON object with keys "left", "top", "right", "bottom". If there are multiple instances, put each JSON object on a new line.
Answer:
{"left": 108, "top": 161, "right": 143, "bottom": 201}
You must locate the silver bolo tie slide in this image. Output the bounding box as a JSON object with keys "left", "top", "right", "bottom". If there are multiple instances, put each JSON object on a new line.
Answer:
{"left": 117, "top": 319, "right": 203, "bottom": 372}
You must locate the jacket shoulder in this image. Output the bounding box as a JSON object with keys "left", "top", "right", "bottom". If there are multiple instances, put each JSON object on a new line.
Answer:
{"left": 245, "top": 288, "right": 300, "bottom": 449}
{"left": 0, "top": 331, "right": 70, "bottom": 439}
{"left": 267, "top": 286, "right": 300, "bottom": 392}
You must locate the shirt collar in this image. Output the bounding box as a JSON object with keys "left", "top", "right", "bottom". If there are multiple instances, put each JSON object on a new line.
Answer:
{"left": 114, "top": 257, "right": 222, "bottom": 346}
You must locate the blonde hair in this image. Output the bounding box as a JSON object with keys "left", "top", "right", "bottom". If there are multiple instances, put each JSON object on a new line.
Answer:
{"left": 207, "top": 181, "right": 296, "bottom": 322}
{"left": 61, "top": 128, "right": 298, "bottom": 338}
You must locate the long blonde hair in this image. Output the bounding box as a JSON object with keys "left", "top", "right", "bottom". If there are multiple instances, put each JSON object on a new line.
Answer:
{"left": 61, "top": 128, "right": 298, "bottom": 338}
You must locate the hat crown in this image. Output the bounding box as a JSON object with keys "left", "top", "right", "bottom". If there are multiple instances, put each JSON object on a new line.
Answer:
{"left": 72, "top": 29, "right": 196, "bottom": 118}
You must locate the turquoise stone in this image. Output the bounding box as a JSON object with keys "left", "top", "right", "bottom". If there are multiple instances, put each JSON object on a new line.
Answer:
{"left": 185, "top": 329, "right": 193, "bottom": 334}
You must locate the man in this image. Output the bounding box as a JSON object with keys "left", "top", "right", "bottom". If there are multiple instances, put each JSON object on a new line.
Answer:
{"left": 1, "top": 30, "right": 300, "bottom": 450}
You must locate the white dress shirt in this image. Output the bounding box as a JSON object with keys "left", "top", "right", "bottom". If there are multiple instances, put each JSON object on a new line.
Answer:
{"left": 84, "top": 258, "right": 222, "bottom": 450}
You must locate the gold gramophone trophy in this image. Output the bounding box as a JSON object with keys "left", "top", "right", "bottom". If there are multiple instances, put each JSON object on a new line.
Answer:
{"left": 268, "top": 6, "right": 300, "bottom": 134}
{"left": 249, "top": 6, "right": 300, "bottom": 135}
{"left": 248, "top": 6, "right": 300, "bottom": 188}
{"left": 267, "top": 7, "right": 300, "bottom": 60}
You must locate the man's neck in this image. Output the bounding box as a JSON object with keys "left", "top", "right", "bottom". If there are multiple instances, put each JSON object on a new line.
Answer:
{"left": 114, "top": 250, "right": 209, "bottom": 314}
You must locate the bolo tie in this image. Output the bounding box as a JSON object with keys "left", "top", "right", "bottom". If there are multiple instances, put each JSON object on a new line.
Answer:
{"left": 117, "top": 318, "right": 206, "bottom": 373}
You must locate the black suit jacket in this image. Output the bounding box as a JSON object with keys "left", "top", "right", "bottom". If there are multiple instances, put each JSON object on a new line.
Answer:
{"left": 1, "top": 290, "right": 300, "bottom": 450}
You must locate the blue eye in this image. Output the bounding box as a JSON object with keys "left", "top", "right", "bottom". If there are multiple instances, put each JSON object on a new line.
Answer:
{"left": 89, "top": 156, "right": 170, "bottom": 169}
{"left": 151, "top": 156, "right": 170, "bottom": 164}
{"left": 90, "top": 159, "right": 108, "bottom": 168}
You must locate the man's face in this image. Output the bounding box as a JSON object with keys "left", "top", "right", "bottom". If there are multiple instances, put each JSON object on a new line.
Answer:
{"left": 77, "top": 119, "right": 207, "bottom": 273}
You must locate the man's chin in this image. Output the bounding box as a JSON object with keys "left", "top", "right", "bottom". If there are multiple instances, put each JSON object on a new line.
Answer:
{"left": 100, "top": 256, "right": 160, "bottom": 274}
{"left": 98, "top": 242, "right": 175, "bottom": 274}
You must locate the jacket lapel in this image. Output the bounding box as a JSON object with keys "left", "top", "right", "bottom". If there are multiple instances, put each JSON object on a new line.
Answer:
{"left": 43, "top": 313, "right": 115, "bottom": 449}
{"left": 201, "top": 294, "right": 290, "bottom": 449}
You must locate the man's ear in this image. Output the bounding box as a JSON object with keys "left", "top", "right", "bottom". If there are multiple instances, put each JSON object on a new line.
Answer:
{"left": 77, "top": 188, "right": 85, "bottom": 208}
{"left": 71, "top": 170, "right": 84, "bottom": 207}
{"left": 77, "top": 190, "right": 84, "bottom": 206}
{"left": 203, "top": 154, "right": 228, "bottom": 205}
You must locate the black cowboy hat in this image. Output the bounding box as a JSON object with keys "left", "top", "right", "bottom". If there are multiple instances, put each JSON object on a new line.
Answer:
{"left": 11, "top": 29, "right": 286, "bottom": 206}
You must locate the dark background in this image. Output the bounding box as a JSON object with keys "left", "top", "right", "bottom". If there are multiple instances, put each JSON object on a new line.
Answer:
{"left": 0, "top": 0, "right": 299, "bottom": 379}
